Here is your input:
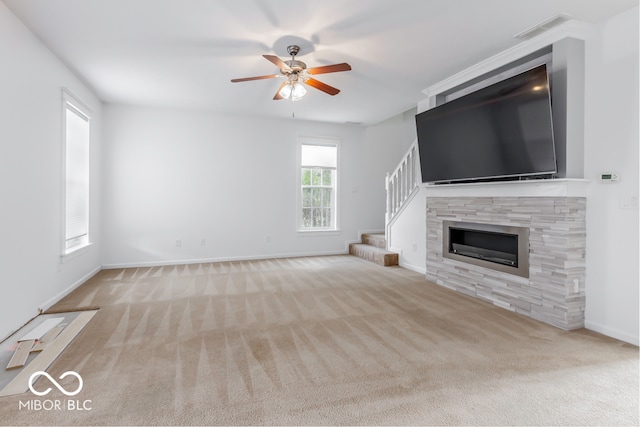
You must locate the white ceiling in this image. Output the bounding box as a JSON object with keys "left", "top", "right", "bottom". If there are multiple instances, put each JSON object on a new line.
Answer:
{"left": 4, "top": 0, "right": 637, "bottom": 125}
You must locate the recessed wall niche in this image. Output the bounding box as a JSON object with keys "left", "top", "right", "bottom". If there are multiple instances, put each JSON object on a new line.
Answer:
{"left": 420, "top": 37, "right": 586, "bottom": 180}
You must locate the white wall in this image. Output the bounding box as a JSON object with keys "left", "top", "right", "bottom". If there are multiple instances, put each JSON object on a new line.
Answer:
{"left": 0, "top": 2, "right": 102, "bottom": 340}
{"left": 101, "top": 105, "right": 398, "bottom": 266}
{"left": 388, "top": 186, "right": 428, "bottom": 274}
{"left": 583, "top": 6, "right": 639, "bottom": 345}
{"left": 364, "top": 108, "right": 417, "bottom": 160}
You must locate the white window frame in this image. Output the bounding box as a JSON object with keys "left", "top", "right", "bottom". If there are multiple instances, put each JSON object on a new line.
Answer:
{"left": 61, "top": 89, "right": 92, "bottom": 259}
{"left": 297, "top": 136, "right": 340, "bottom": 233}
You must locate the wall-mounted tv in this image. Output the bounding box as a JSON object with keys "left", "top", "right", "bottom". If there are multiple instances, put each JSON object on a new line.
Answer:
{"left": 416, "top": 64, "right": 557, "bottom": 184}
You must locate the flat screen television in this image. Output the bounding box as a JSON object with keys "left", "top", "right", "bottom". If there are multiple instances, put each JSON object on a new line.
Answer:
{"left": 416, "top": 64, "right": 557, "bottom": 184}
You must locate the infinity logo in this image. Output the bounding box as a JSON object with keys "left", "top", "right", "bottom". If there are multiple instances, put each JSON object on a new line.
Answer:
{"left": 28, "top": 371, "right": 83, "bottom": 397}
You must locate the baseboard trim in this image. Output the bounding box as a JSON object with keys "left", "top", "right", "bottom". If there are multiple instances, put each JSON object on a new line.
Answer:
{"left": 101, "top": 250, "right": 351, "bottom": 269}
{"left": 38, "top": 265, "right": 102, "bottom": 313}
{"left": 399, "top": 260, "right": 426, "bottom": 275}
{"left": 584, "top": 320, "right": 639, "bottom": 346}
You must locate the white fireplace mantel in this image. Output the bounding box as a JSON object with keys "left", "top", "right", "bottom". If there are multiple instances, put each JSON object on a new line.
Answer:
{"left": 421, "top": 178, "right": 590, "bottom": 198}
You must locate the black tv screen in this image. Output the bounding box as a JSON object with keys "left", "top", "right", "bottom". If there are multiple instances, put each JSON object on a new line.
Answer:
{"left": 416, "top": 64, "right": 557, "bottom": 184}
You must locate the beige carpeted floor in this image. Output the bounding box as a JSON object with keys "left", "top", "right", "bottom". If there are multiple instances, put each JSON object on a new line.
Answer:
{"left": 0, "top": 255, "right": 637, "bottom": 426}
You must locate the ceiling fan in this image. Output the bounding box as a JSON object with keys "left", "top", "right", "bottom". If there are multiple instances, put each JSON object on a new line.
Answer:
{"left": 231, "top": 45, "right": 351, "bottom": 101}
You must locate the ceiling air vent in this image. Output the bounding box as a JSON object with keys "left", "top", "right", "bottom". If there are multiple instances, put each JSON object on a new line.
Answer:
{"left": 514, "top": 14, "right": 572, "bottom": 40}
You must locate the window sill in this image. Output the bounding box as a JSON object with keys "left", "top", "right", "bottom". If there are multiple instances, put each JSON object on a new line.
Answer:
{"left": 60, "top": 242, "right": 93, "bottom": 264}
{"left": 297, "top": 229, "right": 341, "bottom": 236}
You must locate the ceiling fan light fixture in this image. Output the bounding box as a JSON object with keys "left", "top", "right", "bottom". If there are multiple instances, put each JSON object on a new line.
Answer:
{"left": 291, "top": 82, "right": 307, "bottom": 101}
{"left": 279, "top": 81, "right": 307, "bottom": 101}
{"left": 279, "top": 83, "right": 292, "bottom": 99}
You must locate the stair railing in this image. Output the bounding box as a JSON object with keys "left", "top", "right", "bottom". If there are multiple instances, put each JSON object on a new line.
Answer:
{"left": 385, "top": 140, "right": 420, "bottom": 244}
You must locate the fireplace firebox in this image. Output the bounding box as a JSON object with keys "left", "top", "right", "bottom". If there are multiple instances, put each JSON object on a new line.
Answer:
{"left": 443, "top": 221, "right": 529, "bottom": 278}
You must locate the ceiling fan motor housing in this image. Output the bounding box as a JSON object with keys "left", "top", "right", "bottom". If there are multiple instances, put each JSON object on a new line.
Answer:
{"left": 287, "top": 45, "right": 301, "bottom": 56}
{"left": 283, "top": 45, "right": 306, "bottom": 73}
{"left": 283, "top": 60, "right": 307, "bottom": 73}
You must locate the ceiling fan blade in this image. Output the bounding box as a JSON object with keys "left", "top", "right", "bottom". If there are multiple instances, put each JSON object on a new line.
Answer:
{"left": 307, "top": 63, "right": 352, "bottom": 75}
{"left": 305, "top": 78, "right": 340, "bottom": 96}
{"left": 263, "top": 54, "right": 291, "bottom": 71}
{"left": 273, "top": 81, "right": 287, "bottom": 100}
{"left": 231, "top": 74, "right": 279, "bottom": 83}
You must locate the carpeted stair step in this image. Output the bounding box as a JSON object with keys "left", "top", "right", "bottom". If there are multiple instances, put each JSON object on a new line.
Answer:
{"left": 349, "top": 243, "right": 398, "bottom": 267}
{"left": 361, "top": 233, "right": 387, "bottom": 249}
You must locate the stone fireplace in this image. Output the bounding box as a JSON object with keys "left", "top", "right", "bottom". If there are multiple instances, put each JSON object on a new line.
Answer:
{"left": 427, "top": 195, "right": 586, "bottom": 330}
{"left": 443, "top": 221, "right": 530, "bottom": 278}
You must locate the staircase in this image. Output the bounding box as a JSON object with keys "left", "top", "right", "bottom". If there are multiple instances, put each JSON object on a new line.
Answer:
{"left": 350, "top": 140, "right": 417, "bottom": 268}
{"left": 349, "top": 233, "right": 398, "bottom": 266}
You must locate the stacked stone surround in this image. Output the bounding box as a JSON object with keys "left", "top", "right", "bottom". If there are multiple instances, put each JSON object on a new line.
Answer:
{"left": 427, "top": 197, "right": 586, "bottom": 330}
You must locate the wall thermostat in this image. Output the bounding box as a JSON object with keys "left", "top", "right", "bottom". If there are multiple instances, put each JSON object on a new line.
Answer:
{"left": 600, "top": 173, "right": 620, "bottom": 183}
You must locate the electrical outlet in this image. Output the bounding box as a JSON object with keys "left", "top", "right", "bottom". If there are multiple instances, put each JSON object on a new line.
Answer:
{"left": 412, "top": 242, "right": 418, "bottom": 252}
{"left": 201, "top": 238, "right": 206, "bottom": 246}
{"left": 176, "top": 239, "right": 182, "bottom": 247}
{"left": 266, "top": 235, "right": 271, "bottom": 243}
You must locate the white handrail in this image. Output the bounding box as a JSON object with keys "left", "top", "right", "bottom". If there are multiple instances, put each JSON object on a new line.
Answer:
{"left": 385, "top": 140, "right": 420, "bottom": 240}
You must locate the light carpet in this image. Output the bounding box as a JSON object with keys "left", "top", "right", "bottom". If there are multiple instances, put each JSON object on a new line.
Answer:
{"left": 0, "top": 255, "right": 637, "bottom": 425}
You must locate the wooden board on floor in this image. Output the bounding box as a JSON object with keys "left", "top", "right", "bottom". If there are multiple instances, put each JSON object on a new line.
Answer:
{"left": 44, "top": 306, "right": 100, "bottom": 315}
{"left": 0, "top": 310, "right": 97, "bottom": 397}
{"left": 18, "top": 318, "right": 64, "bottom": 342}
{"left": 6, "top": 340, "right": 35, "bottom": 370}
{"left": 30, "top": 325, "right": 65, "bottom": 353}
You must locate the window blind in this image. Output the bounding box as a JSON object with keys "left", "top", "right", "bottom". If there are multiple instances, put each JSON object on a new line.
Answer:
{"left": 301, "top": 144, "right": 337, "bottom": 169}
{"left": 65, "top": 104, "right": 90, "bottom": 250}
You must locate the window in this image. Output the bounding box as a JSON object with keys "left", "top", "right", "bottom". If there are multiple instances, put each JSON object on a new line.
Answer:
{"left": 299, "top": 139, "right": 338, "bottom": 231}
{"left": 63, "top": 90, "right": 91, "bottom": 254}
